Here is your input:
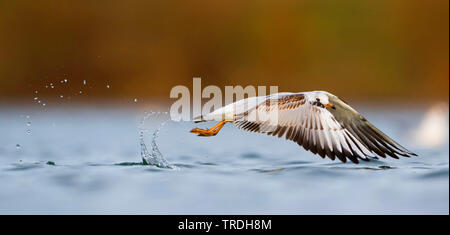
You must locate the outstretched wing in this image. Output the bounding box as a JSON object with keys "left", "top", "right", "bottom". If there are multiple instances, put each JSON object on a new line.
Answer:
{"left": 233, "top": 93, "right": 416, "bottom": 163}
{"left": 327, "top": 95, "right": 417, "bottom": 160}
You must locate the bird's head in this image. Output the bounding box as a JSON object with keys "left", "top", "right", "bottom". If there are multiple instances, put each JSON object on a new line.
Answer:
{"left": 310, "top": 91, "right": 336, "bottom": 110}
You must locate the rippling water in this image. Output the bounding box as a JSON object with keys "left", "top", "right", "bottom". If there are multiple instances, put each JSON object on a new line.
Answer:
{"left": 0, "top": 105, "right": 448, "bottom": 214}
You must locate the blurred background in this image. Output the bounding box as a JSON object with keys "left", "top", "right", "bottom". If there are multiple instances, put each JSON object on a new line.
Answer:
{"left": 0, "top": 0, "right": 448, "bottom": 104}
{"left": 0, "top": 0, "right": 448, "bottom": 215}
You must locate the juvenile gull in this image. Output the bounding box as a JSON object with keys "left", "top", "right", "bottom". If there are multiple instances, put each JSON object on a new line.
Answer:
{"left": 190, "top": 91, "right": 417, "bottom": 164}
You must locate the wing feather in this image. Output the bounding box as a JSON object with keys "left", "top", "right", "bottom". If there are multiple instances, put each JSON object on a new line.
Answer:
{"left": 233, "top": 93, "right": 416, "bottom": 163}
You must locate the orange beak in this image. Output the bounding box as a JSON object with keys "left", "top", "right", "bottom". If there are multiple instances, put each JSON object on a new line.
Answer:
{"left": 325, "top": 103, "right": 335, "bottom": 109}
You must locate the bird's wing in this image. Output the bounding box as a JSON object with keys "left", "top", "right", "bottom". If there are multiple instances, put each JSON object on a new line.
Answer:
{"left": 233, "top": 93, "right": 416, "bottom": 163}
{"left": 327, "top": 96, "right": 417, "bottom": 160}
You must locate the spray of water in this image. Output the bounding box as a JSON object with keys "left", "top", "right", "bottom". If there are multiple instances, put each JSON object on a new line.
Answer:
{"left": 139, "top": 111, "right": 175, "bottom": 169}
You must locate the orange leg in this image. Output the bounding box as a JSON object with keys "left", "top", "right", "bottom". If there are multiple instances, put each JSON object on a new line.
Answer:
{"left": 190, "top": 120, "right": 228, "bottom": 137}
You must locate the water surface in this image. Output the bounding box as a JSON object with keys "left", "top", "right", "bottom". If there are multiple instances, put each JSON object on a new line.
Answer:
{"left": 0, "top": 106, "right": 448, "bottom": 214}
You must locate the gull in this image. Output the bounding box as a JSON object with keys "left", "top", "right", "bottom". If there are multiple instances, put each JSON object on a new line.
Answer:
{"left": 190, "top": 91, "right": 417, "bottom": 163}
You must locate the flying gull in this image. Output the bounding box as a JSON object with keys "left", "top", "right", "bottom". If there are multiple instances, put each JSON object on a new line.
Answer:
{"left": 190, "top": 91, "right": 417, "bottom": 164}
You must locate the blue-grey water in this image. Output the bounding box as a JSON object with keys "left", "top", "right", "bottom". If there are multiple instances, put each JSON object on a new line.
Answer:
{"left": 0, "top": 105, "right": 448, "bottom": 214}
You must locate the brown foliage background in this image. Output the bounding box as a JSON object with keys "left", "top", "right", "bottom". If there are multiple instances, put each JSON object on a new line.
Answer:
{"left": 0, "top": 0, "right": 448, "bottom": 102}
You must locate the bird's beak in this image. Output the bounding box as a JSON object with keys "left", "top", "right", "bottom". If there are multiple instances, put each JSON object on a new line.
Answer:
{"left": 325, "top": 103, "right": 335, "bottom": 109}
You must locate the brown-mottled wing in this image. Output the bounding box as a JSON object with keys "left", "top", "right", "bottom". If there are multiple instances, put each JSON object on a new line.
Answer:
{"left": 233, "top": 93, "right": 416, "bottom": 163}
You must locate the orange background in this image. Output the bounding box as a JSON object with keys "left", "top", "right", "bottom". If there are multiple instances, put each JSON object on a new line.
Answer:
{"left": 0, "top": 0, "right": 448, "bottom": 102}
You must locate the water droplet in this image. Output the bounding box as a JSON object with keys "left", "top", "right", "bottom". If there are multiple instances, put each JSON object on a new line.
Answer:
{"left": 45, "top": 85, "right": 48, "bottom": 88}
{"left": 106, "top": 84, "right": 110, "bottom": 88}
{"left": 79, "top": 91, "right": 83, "bottom": 94}
{"left": 64, "top": 78, "right": 68, "bottom": 82}
{"left": 42, "top": 103, "right": 46, "bottom": 106}
{"left": 50, "top": 85, "right": 54, "bottom": 89}
{"left": 35, "top": 90, "right": 38, "bottom": 94}
{"left": 38, "top": 100, "right": 41, "bottom": 103}
{"left": 83, "top": 80, "right": 86, "bottom": 85}
{"left": 16, "top": 144, "right": 21, "bottom": 150}
{"left": 26, "top": 122, "right": 31, "bottom": 126}
{"left": 34, "top": 97, "right": 38, "bottom": 100}
{"left": 60, "top": 95, "right": 64, "bottom": 98}
{"left": 26, "top": 129, "right": 31, "bottom": 135}
{"left": 134, "top": 98, "right": 138, "bottom": 103}
{"left": 26, "top": 115, "right": 30, "bottom": 119}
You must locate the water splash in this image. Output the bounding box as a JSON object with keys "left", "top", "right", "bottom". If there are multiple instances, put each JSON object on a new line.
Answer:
{"left": 139, "top": 112, "right": 175, "bottom": 169}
